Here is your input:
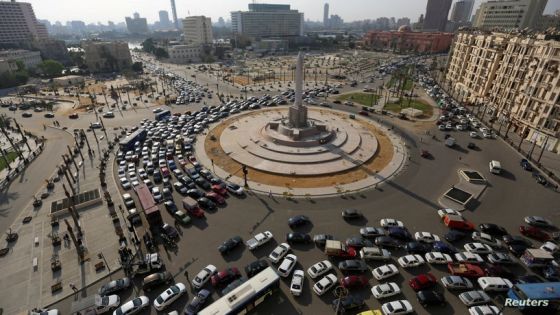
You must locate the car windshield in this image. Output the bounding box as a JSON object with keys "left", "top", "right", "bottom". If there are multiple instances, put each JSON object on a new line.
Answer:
{"left": 292, "top": 284, "right": 301, "bottom": 290}
{"left": 132, "top": 298, "right": 142, "bottom": 306}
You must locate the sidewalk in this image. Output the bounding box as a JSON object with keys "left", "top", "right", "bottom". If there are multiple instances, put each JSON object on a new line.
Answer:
{"left": 0, "top": 127, "right": 128, "bottom": 314}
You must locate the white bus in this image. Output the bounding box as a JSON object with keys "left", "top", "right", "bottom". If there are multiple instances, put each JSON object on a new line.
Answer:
{"left": 199, "top": 267, "right": 280, "bottom": 315}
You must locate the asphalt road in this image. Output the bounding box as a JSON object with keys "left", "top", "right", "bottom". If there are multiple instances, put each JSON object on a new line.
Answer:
{"left": 8, "top": 58, "right": 560, "bottom": 315}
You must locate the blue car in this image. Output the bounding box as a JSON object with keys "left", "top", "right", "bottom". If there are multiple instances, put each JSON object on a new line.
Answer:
{"left": 432, "top": 241, "right": 458, "bottom": 254}
{"left": 184, "top": 289, "right": 211, "bottom": 315}
{"left": 387, "top": 227, "right": 412, "bottom": 241}
{"left": 520, "top": 159, "right": 532, "bottom": 171}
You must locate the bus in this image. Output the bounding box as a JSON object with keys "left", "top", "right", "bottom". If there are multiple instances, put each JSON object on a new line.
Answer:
{"left": 507, "top": 282, "right": 560, "bottom": 312}
{"left": 155, "top": 109, "right": 171, "bottom": 121}
{"left": 119, "top": 128, "right": 146, "bottom": 151}
{"left": 199, "top": 267, "right": 280, "bottom": 315}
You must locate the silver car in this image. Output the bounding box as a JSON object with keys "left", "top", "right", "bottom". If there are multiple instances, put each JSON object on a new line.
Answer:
{"left": 459, "top": 290, "right": 491, "bottom": 306}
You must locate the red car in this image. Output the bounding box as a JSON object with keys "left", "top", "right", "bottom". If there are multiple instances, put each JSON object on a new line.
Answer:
{"left": 211, "top": 267, "right": 241, "bottom": 287}
{"left": 206, "top": 192, "right": 225, "bottom": 205}
{"left": 211, "top": 184, "right": 228, "bottom": 196}
{"left": 340, "top": 275, "right": 369, "bottom": 289}
{"left": 519, "top": 226, "right": 551, "bottom": 241}
{"left": 187, "top": 206, "right": 205, "bottom": 218}
{"left": 409, "top": 273, "right": 437, "bottom": 291}
{"left": 358, "top": 110, "right": 369, "bottom": 116}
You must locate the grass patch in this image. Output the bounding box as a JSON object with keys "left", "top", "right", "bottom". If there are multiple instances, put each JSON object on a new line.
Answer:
{"left": 384, "top": 99, "right": 433, "bottom": 117}
{"left": 387, "top": 76, "right": 413, "bottom": 90}
{"left": 336, "top": 93, "right": 380, "bottom": 107}
{"left": 0, "top": 151, "right": 18, "bottom": 171}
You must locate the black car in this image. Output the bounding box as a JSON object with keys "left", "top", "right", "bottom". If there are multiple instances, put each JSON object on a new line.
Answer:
{"left": 520, "top": 159, "right": 533, "bottom": 171}
{"left": 483, "top": 264, "right": 516, "bottom": 280}
{"left": 375, "top": 236, "right": 401, "bottom": 248}
{"left": 287, "top": 232, "right": 312, "bottom": 244}
{"left": 503, "top": 235, "right": 532, "bottom": 256}
{"left": 345, "top": 236, "right": 374, "bottom": 249}
{"left": 417, "top": 290, "right": 446, "bottom": 307}
{"left": 313, "top": 234, "right": 335, "bottom": 248}
{"left": 405, "top": 241, "right": 432, "bottom": 255}
{"left": 195, "top": 177, "right": 212, "bottom": 190}
{"left": 387, "top": 227, "right": 412, "bottom": 241}
{"left": 533, "top": 172, "right": 548, "bottom": 185}
{"left": 338, "top": 260, "right": 368, "bottom": 273}
{"left": 184, "top": 289, "right": 210, "bottom": 315}
{"left": 197, "top": 197, "right": 216, "bottom": 210}
{"left": 515, "top": 275, "right": 543, "bottom": 284}
{"left": 153, "top": 171, "right": 162, "bottom": 183}
{"left": 288, "top": 215, "right": 311, "bottom": 228}
{"left": 331, "top": 295, "right": 365, "bottom": 313}
{"left": 161, "top": 223, "right": 179, "bottom": 240}
{"left": 479, "top": 223, "right": 509, "bottom": 236}
{"left": 164, "top": 200, "right": 178, "bottom": 214}
{"left": 218, "top": 236, "right": 243, "bottom": 254}
{"left": 467, "top": 142, "right": 476, "bottom": 149}
{"left": 342, "top": 209, "right": 363, "bottom": 220}
{"left": 244, "top": 259, "right": 269, "bottom": 278}
{"left": 445, "top": 229, "right": 468, "bottom": 242}
{"left": 187, "top": 188, "right": 205, "bottom": 199}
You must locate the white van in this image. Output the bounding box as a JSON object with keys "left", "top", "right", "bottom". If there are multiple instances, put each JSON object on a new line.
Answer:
{"left": 489, "top": 160, "right": 502, "bottom": 174}
{"left": 477, "top": 277, "right": 512, "bottom": 292}
{"left": 360, "top": 247, "right": 391, "bottom": 261}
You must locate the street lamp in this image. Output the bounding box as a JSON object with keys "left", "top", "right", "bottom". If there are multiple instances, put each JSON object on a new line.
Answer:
{"left": 98, "top": 252, "right": 111, "bottom": 272}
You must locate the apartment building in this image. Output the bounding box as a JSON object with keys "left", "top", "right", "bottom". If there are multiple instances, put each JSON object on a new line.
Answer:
{"left": 446, "top": 30, "right": 560, "bottom": 152}
{"left": 231, "top": 3, "right": 304, "bottom": 39}
{"left": 0, "top": 49, "right": 41, "bottom": 69}
{"left": 473, "top": 0, "right": 548, "bottom": 30}
{"left": 0, "top": 0, "right": 48, "bottom": 45}
{"left": 182, "top": 16, "right": 213, "bottom": 45}
{"left": 82, "top": 41, "right": 132, "bottom": 73}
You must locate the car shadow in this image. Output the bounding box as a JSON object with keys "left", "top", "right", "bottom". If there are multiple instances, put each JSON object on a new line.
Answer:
{"left": 222, "top": 245, "right": 246, "bottom": 262}
{"left": 498, "top": 169, "right": 516, "bottom": 181}
{"left": 344, "top": 217, "right": 369, "bottom": 226}
{"left": 290, "top": 222, "right": 314, "bottom": 234}
{"left": 249, "top": 240, "right": 278, "bottom": 258}
{"left": 191, "top": 218, "right": 209, "bottom": 230}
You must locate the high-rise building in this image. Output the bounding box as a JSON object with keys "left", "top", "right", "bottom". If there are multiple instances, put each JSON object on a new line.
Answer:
{"left": 82, "top": 40, "right": 132, "bottom": 73}
{"left": 329, "top": 15, "right": 344, "bottom": 29}
{"left": 159, "top": 10, "right": 171, "bottom": 27}
{"left": 473, "top": 0, "right": 548, "bottom": 30}
{"left": 231, "top": 4, "right": 304, "bottom": 39}
{"left": 0, "top": 0, "right": 48, "bottom": 46}
{"left": 446, "top": 31, "right": 560, "bottom": 152}
{"left": 450, "top": 0, "right": 474, "bottom": 23}
{"left": 423, "top": 0, "right": 452, "bottom": 32}
{"left": 182, "top": 16, "right": 213, "bottom": 45}
{"left": 125, "top": 12, "right": 149, "bottom": 34}
{"left": 170, "top": 0, "right": 179, "bottom": 29}
{"left": 323, "top": 3, "right": 329, "bottom": 28}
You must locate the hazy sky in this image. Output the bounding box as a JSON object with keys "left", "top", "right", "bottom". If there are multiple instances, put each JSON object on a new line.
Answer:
{"left": 24, "top": 0, "right": 560, "bottom": 24}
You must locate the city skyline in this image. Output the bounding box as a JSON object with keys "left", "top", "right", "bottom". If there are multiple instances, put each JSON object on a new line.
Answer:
{"left": 21, "top": 0, "right": 560, "bottom": 25}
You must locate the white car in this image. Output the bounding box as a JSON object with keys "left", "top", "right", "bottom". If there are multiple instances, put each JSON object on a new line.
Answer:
{"left": 381, "top": 299, "right": 413, "bottom": 315}
{"left": 138, "top": 168, "right": 148, "bottom": 180}
{"left": 441, "top": 275, "right": 473, "bottom": 290}
{"left": 277, "top": 254, "right": 297, "bottom": 277}
{"left": 312, "top": 274, "right": 337, "bottom": 296}
{"left": 290, "top": 270, "right": 304, "bottom": 296}
{"left": 468, "top": 305, "right": 501, "bottom": 315}
{"left": 113, "top": 296, "right": 149, "bottom": 315}
{"left": 541, "top": 241, "right": 558, "bottom": 254}
{"left": 437, "top": 208, "right": 462, "bottom": 218}
{"left": 192, "top": 264, "right": 217, "bottom": 289}
{"left": 151, "top": 187, "right": 162, "bottom": 202}
{"left": 464, "top": 242, "right": 493, "bottom": 254}
{"left": 469, "top": 131, "right": 479, "bottom": 138}
{"left": 414, "top": 232, "right": 440, "bottom": 243}
{"left": 268, "top": 243, "right": 290, "bottom": 264}
{"left": 153, "top": 283, "right": 187, "bottom": 311}
{"left": 471, "top": 232, "right": 504, "bottom": 248}
{"left": 120, "top": 177, "right": 131, "bottom": 189}
{"left": 372, "top": 282, "right": 401, "bottom": 299}
{"left": 380, "top": 218, "right": 404, "bottom": 228}
{"left": 398, "top": 254, "right": 425, "bottom": 268}
{"left": 373, "top": 264, "right": 399, "bottom": 280}
{"left": 459, "top": 290, "right": 492, "bottom": 306}
{"left": 487, "top": 252, "right": 515, "bottom": 265}
{"left": 455, "top": 252, "right": 484, "bottom": 264}
{"left": 477, "top": 277, "right": 513, "bottom": 292}
{"left": 307, "top": 260, "right": 333, "bottom": 279}
{"left": 425, "top": 252, "right": 453, "bottom": 264}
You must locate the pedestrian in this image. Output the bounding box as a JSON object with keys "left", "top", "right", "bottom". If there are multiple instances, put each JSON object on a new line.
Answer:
{"left": 69, "top": 283, "right": 78, "bottom": 292}
{"left": 420, "top": 137, "right": 422, "bottom": 143}
{"left": 268, "top": 190, "right": 273, "bottom": 198}
{"left": 458, "top": 156, "right": 462, "bottom": 161}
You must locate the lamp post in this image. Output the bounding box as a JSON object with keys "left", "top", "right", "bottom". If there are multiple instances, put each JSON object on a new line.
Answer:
{"left": 98, "top": 252, "right": 111, "bottom": 272}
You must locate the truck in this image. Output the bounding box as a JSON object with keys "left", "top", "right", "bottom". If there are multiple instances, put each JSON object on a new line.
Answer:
{"left": 70, "top": 294, "right": 120, "bottom": 315}
{"left": 134, "top": 253, "right": 164, "bottom": 275}
{"left": 324, "top": 240, "right": 357, "bottom": 258}
{"left": 246, "top": 231, "right": 273, "bottom": 250}
{"left": 447, "top": 263, "right": 485, "bottom": 278}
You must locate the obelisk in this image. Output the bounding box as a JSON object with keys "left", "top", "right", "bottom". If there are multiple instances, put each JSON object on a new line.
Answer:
{"left": 288, "top": 52, "right": 308, "bottom": 128}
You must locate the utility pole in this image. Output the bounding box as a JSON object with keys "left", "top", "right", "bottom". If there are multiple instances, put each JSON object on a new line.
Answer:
{"left": 64, "top": 219, "right": 84, "bottom": 261}
{"left": 90, "top": 125, "right": 100, "bottom": 145}
{"left": 81, "top": 130, "right": 92, "bottom": 155}
{"left": 73, "top": 138, "right": 84, "bottom": 160}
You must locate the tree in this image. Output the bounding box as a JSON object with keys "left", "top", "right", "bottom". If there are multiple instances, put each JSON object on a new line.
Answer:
{"left": 141, "top": 38, "right": 156, "bottom": 54}
{"left": 38, "top": 59, "right": 63, "bottom": 78}
{"left": 132, "top": 61, "right": 143, "bottom": 72}
{"left": 154, "top": 48, "right": 168, "bottom": 59}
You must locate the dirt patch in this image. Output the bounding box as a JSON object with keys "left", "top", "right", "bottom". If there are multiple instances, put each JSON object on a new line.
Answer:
{"left": 204, "top": 108, "right": 394, "bottom": 189}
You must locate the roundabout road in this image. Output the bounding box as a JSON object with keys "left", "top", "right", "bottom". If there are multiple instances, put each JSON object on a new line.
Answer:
{"left": 23, "top": 66, "right": 558, "bottom": 314}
